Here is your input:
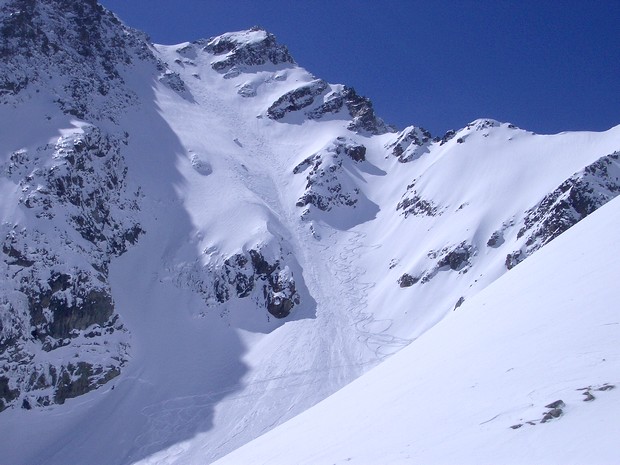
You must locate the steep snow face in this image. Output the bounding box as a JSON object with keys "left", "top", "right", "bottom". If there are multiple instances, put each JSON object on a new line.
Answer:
{"left": 362, "top": 120, "right": 620, "bottom": 338}
{"left": 0, "top": 1, "right": 619, "bottom": 464}
{"left": 214, "top": 195, "right": 620, "bottom": 465}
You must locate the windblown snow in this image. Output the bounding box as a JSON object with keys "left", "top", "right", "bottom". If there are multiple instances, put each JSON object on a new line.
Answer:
{"left": 0, "top": 2, "right": 618, "bottom": 465}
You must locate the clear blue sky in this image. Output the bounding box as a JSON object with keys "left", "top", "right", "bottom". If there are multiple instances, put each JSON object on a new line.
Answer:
{"left": 99, "top": 0, "right": 619, "bottom": 136}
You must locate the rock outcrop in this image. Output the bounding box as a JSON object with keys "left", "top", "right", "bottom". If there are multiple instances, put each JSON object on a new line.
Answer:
{"left": 205, "top": 26, "right": 295, "bottom": 74}
{"left": 0, "top": 0, "right": 159, "bottom": 120}
{"left": 386, "top": 126, "right": 433, "bottom": 163}
{"left": 267, "top": 79, "right": 329, "bottom": 120}
{"left": 0, "top": 0, "right": 150, "bottom": 410}
{"left": 397, "top": 241, "right": 476, "bottom": 290}
{"left": 173, "top": 243, "right": 302, "bottom": 320}
{"left": 397, "top": 179, "right": 443, "bottom": 218}
{"left": 294, "top": 137, "right": 368, "bottom": 215}
{"left": 0, "top": 125, "right": 139, "bottom": 410}
{"left": 506, "top": 151, "right": 620, "bottom": 269}
{"left": 268, "top": 82, "right": 390, "bottom": 135}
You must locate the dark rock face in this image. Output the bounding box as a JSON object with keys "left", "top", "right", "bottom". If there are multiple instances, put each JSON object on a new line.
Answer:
{"left": 438, "top": 244, "right": 473, "bottom": 271}
{"left": 398, "top": 273, "right": 418, "bottom": 288}
{"left": 345, "top": 144, "right": 366, "bottom": 162}
{"left": 506, "top": 151, "right": 620, "bottom": 269}
{"left": 176, "top": 245, "right": 301, "bottom": 320}
{"left": 54, "top": 362, "right": 119, "bottom": 404}
{"left": 505, "top": 250, "right": 524, "bottom": 270}
{"left": 582, "top": 391, "right": 595, "bottom": 402}
{"left": 267, "top": 80, "right": 328, "bottom": 120}
{"left": 386, "top": 126, "right": 432, "bottom": 163}
{"left": 0, "top": 125, "right": 140, "bottom": 410}
{"left": 267, "top": 81, "right": 391, "bottom": 135}
{"left": 541, "top": 408, "right": 563, "bottom": 423}
{"left": 397, "top": 180, "right": 442, "bottom": 218}
{"left": 0, "top": 376, "right": 19, "bottom": 412}
{"left": 486, "top": 230, "right": 505, "bottom": 248}
{"left": 26, "top": 272, "right": 114, "bottom": 341}
{"left": 309, "top": 86, "right": 390, "bottom": 135}
{"left": 419, "top": 242, "right": 476, "bottom": 284}
{"left": 340, "top": 87, "right": 390, "bottom": 135}
{"left": 293, "top": 138, "right": 367, "bottom": 214}
{"left": 205, "top": 26, "right": 295, "bottom": 72}
{"left": 0, "top": 0, "right": 157, "bottom": 120}
{"left": 544, "top": 400, "right": 565, "bottom": 409}
{"left": 436, "top": 129, "right": 456, "bottom": 146}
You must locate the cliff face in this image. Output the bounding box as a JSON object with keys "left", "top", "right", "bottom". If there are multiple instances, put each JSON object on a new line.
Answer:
{"left": 0, "top": 0, "right": 152, "bottom": 410}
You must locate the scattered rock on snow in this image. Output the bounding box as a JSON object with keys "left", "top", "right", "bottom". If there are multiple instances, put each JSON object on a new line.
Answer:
{"left": 398, "top": 273, "right": 418, "bottom": 288}
{"left": 582, "top": 391, "right": 595, "bottom": 402}
{"left": 544, "top": 400, "right": 565, "bottom": 409}
{"left": 540, "top": 408, "right": 563, "bottom": 423}
{"left": 397, "top": 179, "right": 443, "bottom": 218}
{"left": 454, "top": 296, "right": 465, "bottom": 310}
{"left": 486, "top": 230, "right": 505, "bottom": 248}
{"left": 597, "top": 384, "right": 615, "bottom": 391}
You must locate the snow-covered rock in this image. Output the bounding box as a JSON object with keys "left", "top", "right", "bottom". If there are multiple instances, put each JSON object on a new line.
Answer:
{"left": 0, "top": 1, "right": 619, "bottom": 464}
{"left": 171, "top": 241, "right": 302, "bottom": 320}
{"left": 506, "top": 151, "right": 620, "bottom": 268}
{"left": 294, "top": 137, "right": 367, "bottom": 213}
{"left": 385, "top": 125, "right": 433, "bottom": 163}
{"left": 0, "top": 124, "right": 139, "bottom": 410}
{"left": 204, "top": 26, "right": 295, "bottom": 72}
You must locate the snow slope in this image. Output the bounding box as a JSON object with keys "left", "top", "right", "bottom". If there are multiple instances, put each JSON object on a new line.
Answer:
{"left": 0, "top": 2, "right": 619, "bottom": 464}
{"left": 215, "top": 194, "right": 620, "bottom": 465}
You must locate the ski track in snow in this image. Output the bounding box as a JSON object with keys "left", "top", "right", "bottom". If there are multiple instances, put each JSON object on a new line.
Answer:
{"left": 201, "top": 81, "right": 411, "bottom": 370}
{"left": 125, "top": 78, "right": 413, "bottom": 463}
{"left": 326, "top": 229, "right": 413, "bottom": 360}
{"left": 214, "top": 197, "right": 620, "bottom": 465}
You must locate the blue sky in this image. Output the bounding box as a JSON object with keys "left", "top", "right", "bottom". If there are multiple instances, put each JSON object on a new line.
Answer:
{"left": 99, "top": 0, "right": 619, "bottom": 136}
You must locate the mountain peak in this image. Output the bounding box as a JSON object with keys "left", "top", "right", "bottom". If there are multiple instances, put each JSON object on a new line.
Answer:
{"left": 0, "top": 0, "right": 155, "bottom": 119}
{"left": 204, "top": 27, "right": 295, "bottom": 72}
{"left": 465, "top": 118, "right": 502, "bottom": 130}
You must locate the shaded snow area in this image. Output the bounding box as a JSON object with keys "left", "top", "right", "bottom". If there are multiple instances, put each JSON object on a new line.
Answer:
{"left": 0, "top": 2, "right": 619, "bottom": 465}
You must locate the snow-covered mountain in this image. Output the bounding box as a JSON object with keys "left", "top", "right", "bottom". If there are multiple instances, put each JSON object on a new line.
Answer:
{"left": 0, "top": 1, "right": 618, "bottom": 464}
{"left": 214, "top": 193, "right": 620, "bottom": 465}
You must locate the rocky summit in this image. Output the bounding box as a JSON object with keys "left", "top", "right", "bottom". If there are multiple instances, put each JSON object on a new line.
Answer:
{"left": 0, "top": 1, "right": 619, "bottom": 464}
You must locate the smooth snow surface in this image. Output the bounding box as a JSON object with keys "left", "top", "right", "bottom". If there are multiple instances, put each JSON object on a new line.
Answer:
{"left": 215, "top": 196, "right": 620, "bottom": 465}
